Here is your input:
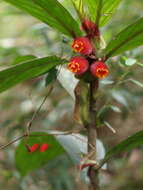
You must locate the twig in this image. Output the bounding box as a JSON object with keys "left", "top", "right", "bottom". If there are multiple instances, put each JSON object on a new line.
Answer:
{"left": 26, "top": 86, "right": 53, "bottom": 135}
{"left": 0, "top": 134, "right": 26, "bottom": 150}
{"left": 104, "top": 121, "right": 116, "bottom": 134}
{"left": 0, "top": 129, "right": 84, "bottom": 150}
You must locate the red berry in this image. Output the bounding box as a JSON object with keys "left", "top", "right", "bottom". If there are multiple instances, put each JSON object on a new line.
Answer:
{"left": 81, "top": 18, "right": 100, "bottom": 38}
{"left": 40, "top": 143, "right": 49, "bottom": 152}
{"left": 68, "top": 56, "right": 89, "bottom": 75}
{"left": 90, "top": 61, "right": 109, "bottom": 79}
{"left": 71, "top": 37, "right": 93, "bottom": 55}
{"left": 26, "top": 144, "right": 39, "bottom": 153}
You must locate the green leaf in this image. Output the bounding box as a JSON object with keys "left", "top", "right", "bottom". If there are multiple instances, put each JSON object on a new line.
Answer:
{"left": 95, "top": 0, "right": 103, "bottom": 27}
{"left": 33, "top": 0, "right": 81, "bottom": 37}
{"left": 3, "top": 0, "right": 81, "bottom": 37}
{"left": 100, "top": 130, "right": 143, "bottom": 168}
{"left": 0, "top": 56, "right": 66, "bottom": 93}
{"left": 71, "top": 0, "right": 84, "bottom": 19}
{"left": 83, "top": 0, "right": 122, "bottom": 26}
{"left": 15, "top": 132, "right": 65, "bottom": 176}
{"left": 45, "top": 68, "right": 58, "bottom": 87}
{"left": 100, "top": 0, "right": 123, "bottom": 26}
{"left": 12, "top": 55, "right": 37, "bottom": 65}
{"left": 83, "top": 0, "right": 97, "bottom": 20}
{"left": 105, "top": 18, "right": 143, "bottom": 58}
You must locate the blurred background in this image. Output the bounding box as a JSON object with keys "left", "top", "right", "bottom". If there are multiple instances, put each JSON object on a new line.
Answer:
{"left": 0, "top": 0, "right": 143, "bottom": 189}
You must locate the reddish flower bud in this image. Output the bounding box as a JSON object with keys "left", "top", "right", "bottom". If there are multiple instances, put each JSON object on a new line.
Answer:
{"left": 71, "top": 37, "right": 93, "bottom": 55}
{"left": 68, "top": 56, "right": 89, "bottom": 75}
{"left": 40, "top": 143, "right": 49, "bottom": 152}
{"left": 81, "top": 18, "right": 100, "bottom": 38}
{"left": 26, "top": 144, "right": 39, "bottom": 153}
{"left": 77, "top": 163, "right": 96, "bottom": 170}
{"left": 77, "top": 160, "right": 97, "bottom": 170}
{"left": 90, "top": 61, "right": 109, "bottom": 79}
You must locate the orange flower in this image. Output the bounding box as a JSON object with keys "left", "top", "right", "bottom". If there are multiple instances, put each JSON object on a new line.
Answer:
{"left": 68, "top": 56, "right": 89, "bottom": 75}
{"left": 90, "top": 61, "right": 109, "bottom": 79}
{"left": 71, "top": 37, "right": 93, "bottom": 55}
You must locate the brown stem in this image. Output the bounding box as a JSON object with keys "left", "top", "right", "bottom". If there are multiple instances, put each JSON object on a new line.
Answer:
{"left": 87, "top": 79, "right": 100, "bottom": 190}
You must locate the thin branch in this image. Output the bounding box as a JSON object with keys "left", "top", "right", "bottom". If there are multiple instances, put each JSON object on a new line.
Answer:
{"left": 0, "top": 129, "right": 84, "bottom": 150}
{"left": 0, "top": 134, "right": 26, "bottom": 150}
{"left": 26, "top": 86, "right": 53, "bottom": 135}
{"left": 104, "top": 121, "right": 116, "bottom": 134}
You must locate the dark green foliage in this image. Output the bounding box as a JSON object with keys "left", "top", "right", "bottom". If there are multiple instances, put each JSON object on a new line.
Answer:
{"left": 100, "top": 130, "right": 143, "bottom": 168}
{"left": 0, "top": 56, "right": 66, "bottom": 93}
{"left": 4, "top": 0, "right": 81, "bottom": 37}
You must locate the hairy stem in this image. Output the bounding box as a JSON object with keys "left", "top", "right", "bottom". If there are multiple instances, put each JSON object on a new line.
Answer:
{"left": 87, "top": 79, "right": 100, "bottom": 190}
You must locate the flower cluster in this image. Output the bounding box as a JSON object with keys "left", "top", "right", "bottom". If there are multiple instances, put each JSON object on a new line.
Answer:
{"left": 26, "top": 143, "right": 49, "bottom": 153}
{"left": 67, "top": 19, "right": 109, "bottom": 80}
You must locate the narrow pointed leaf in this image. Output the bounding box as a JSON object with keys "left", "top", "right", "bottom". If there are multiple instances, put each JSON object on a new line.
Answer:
{"left": 0, "top": 56, "right": 66, "bottom": 93}
{"left": 100, "top": 0, "right": 123, "bottom": 26}
{"left": 100, "top": 130, "right": 143, "bottom": 168}
{"left": 3, "top": 0, "right": 81, "bottom": 37}
{"left": 13, "top": 55, "right": 37, "bottom": 65}
{"left": 45, "top": 68, "right": 58, "bottom": 87}
{"left": 83, "top": 0, "right": 122, "bottom": 26}
{"left": 83, "top": 0, "right": 97, "bottom": 20}
{"left": 71, "top": 0, "right": 84, "bottom": 19}
{"left": 32, "top": 0, "right": 81, "bottom": 37}
{"left": 95, "top": 0, "right": 103, "bottom": 27}
{"left": 105, "top": 18, "right": 143, "bottom": 58}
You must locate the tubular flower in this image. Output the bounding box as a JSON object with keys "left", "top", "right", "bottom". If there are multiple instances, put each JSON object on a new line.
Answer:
{"left": 40, "top": 143, "right": 49, "bottom": 152}
{"left": 90, "top": 61, "right": 109, "bottom": 79}
{"left": 81, "top": 18, "right": 100, "bottom": 38}
{"left": 71, "top": 37, "right": 93, "bottom": 55}
{"left": 26, "top": 144, "right": 39, "bottom": 153}
{"left": 68, "top": 56, "right": 89, "bottom": 75}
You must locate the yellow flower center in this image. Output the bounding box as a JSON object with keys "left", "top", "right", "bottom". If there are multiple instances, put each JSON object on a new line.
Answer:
{"left": 72, "top": 41, "right": 84, "bottom": 53}
{"left": 68, "top": 61, "right": 80, "bottom": 73}
{"left": 96, "top": 68, "right": 109, "bottom": 79}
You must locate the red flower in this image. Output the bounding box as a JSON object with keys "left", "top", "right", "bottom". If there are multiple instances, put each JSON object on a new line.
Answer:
{"left": 71, "top": 37, "right": 93, "bottom": 55}
{"left": 68, "top": 56, "right": 89, "bottom": 75}
{"left": 81, "top": 18, "right": 100, "bottom": 38}
{"left": 26, "top": 144, "right": 39, "bottom": 153}
{"left": 40, "top": 143, "right": 49, "bottom": 152}
{"left": 90, "top": 61, "right": 109, "bottom": 79}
